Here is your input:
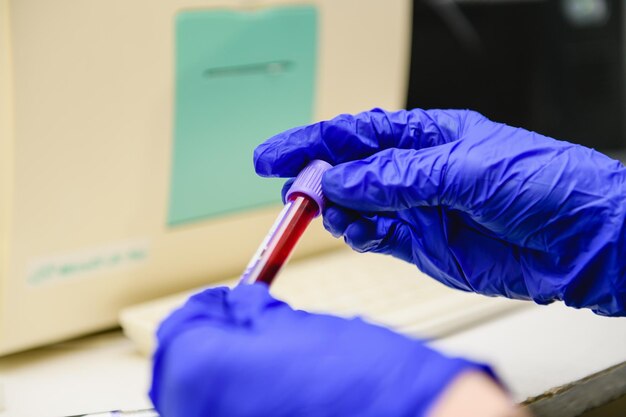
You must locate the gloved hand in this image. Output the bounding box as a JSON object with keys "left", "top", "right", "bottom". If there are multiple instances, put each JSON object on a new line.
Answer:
{"left": 150, "top": 284, "right": 492, "bottom": 417}
{"left": 254, "top": 109, "right": 626, "bottom": 316}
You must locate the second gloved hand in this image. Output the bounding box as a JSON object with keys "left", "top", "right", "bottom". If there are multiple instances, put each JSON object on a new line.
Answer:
{"left": 150, "top": 284, "right": 491, "bottom": 417}
{"left": 255, "top": 109, "right": 626, "bottom": 316}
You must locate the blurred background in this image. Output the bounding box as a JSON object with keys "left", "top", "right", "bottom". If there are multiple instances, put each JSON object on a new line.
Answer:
{"left": 1, "top": 0, "right": 626, "bottom": 415}
{"left": 0, "top": 0, "right": 626, "bottom": 354}
{"left": 408, "top": 0, "right": 625, "bottom": 151}
{"left": 0, "top": 0, "right": 624, "bottom": 361}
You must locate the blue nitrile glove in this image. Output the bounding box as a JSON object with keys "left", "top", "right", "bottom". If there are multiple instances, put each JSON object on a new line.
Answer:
{"left": 150, "top": 284, "right": 492, "bottom": 417}
{"left": 254, "top": 109, "right": 626, "bottom": 317}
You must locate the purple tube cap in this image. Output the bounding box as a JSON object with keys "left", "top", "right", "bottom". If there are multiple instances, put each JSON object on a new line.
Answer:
{"left": 285, "top": 159, "right": 332, "bottom": 217}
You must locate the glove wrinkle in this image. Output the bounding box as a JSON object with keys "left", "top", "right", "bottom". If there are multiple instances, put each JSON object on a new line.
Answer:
{"left": 226, "top": 284, "right": 285, "bottom": 327}
{"left": 439, "top": 208, "right": 476, "bottom": 292}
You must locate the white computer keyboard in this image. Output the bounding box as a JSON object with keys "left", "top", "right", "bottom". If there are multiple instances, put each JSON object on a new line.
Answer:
{"left": 120, "top": 248, "right": 527, "bottom": 355}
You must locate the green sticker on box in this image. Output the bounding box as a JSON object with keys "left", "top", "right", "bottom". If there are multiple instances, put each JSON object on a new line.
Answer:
{"left": 168, "top": 6, "right": 317, "bottom": 225}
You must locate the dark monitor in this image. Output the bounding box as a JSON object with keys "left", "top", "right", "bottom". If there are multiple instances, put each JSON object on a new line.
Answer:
{"left": 407, "top": 0, "right": 626, "bottom": 150}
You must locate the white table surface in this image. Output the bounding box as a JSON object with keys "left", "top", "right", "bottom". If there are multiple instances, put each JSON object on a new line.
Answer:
{"left": 0, "top": 302, "right": 624, "bottom": 417}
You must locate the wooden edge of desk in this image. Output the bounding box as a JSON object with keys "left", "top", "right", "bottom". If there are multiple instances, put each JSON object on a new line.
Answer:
{"left": 522, "top": 361, "right": 626, "bottom": 417}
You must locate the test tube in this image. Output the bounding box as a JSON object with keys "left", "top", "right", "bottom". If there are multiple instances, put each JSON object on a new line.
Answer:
{"left": 239, "top": 160, "right": 332, "bottom": 286}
